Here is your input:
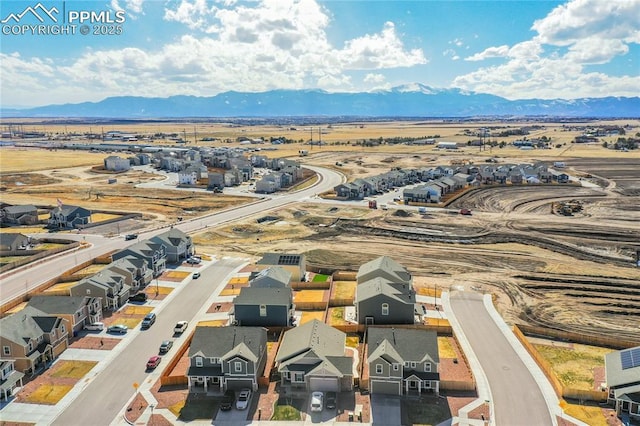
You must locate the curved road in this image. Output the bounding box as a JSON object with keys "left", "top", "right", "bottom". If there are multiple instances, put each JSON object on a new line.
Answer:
{"left": 449, "top": 291, "right": 554, "bottom": 426}
{"left": 0, "top": 165, "right": 343, "bottom": 307}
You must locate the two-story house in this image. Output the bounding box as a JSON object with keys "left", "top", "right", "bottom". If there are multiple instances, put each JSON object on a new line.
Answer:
{"left": 256, "top": 253, "right": 306, "bottom": 282}
{"left": 355, "top": 278, "right": 416, "bottom": 325}
{"left": 112, "top": 240, "right": 167, "bottom": 277}
{"left": 0, "top": 359, "right": 24, "bottom": 400}
{"left": 605, "top": 346, "right": 640, "bottom": 421}
{"left": 48, "top": 204, "right": 91, "bottom": 229}
{"left": 367, "top": 327, "right": 439, "bottom": 395}
{"left": 249, "top": 267, "right": 291, "bottom": 288}
{"left": 0, "top": 306, "right": 69, "bottom": 375}
{"left": 150, "top": 228, "right": 193, "bottom": 264}
{"left": 232, "top": 287, "right": 294, "bottom": 327}
{"left": 69, "top": 271, "right": 131, "bottom": 311}
{"left": 356, "top": 256, "right": 412, "bottom": 285}
{"left": 1, "top": 205, "right": 38, "bottom": 225}
{"left": 0, "top": 233, "right": 30, "bottom": 252}
{"left": 26, "top": 295, "right": 102, "bottom": 337}
{"left": 276, "top": 319, "right": 353, "bottom": 393}
{"left": 187, "top": 326, "right": 267, "bottom": 392}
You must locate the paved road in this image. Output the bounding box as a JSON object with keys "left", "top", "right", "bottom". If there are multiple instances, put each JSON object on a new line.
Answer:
{"left": 51, "top": 257, "right": 244, "bottom": 426}
{"left": 0, "top": 165, "right": 343, "bottom": 307}
{"left": 449, "top": 292, "right": 553, "bottom": 426}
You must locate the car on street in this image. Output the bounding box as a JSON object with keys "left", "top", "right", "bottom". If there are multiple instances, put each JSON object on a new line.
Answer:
{"left": 141, "top": 312, "right": 156, "bottom": 329}
{"left": 186, "top": 257, "right": 201, "bottom": 264}
{"left": 128, "top": 292, "right": 148, "bottom": 303}
{"left": 174, "top": 320, "right": 188, "bottom": 334}
{"left": 125, "top": 234, "right": 138, "bottom": 241}
{"left": 310, "top": 391, "right": 323, "bottom": 412}
{"left": 236, "top": 389, "right": 251, "bottom": 410}
{"left": 220, "top": 389, "right": 235, "bottom": 411}
{"left": 192, "top": 272, "right": 201, "bottom": 279}
{"left": 146, "top": 355, "right": 161, "bottom": 370}
{"left": 325, "top": 391, "right": 337, "bottom": 409}
{"left": 107, "top": 324, "right": 128, "bottom": 334}
{"left": 83, "top": 322, "right": 105, "bottom": 331}
{"left": 159, "top": 340, "right": 173, "bottom": 354}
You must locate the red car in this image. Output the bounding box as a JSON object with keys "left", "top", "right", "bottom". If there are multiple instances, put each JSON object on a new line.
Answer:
{"left": 146, "top": 355, "right": 162, "bottom": 369}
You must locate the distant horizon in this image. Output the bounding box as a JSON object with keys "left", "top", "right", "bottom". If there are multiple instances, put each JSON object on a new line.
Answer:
{"left": 1, "top": 0, "right": 639, "bottom": 108}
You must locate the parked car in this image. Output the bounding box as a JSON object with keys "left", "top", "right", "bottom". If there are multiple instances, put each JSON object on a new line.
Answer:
{"left": 107, "top": 324, "right": 128, "bottom": 334}
{"left": 141, "top": 313, "right": 156, "bottom": 329}
{"left": 146, "top": 355, "right": 161, "bottom": 370}
{"left": 325, "top": 391, "right": 337, "bottom": 409}
{"left": 310, "top": 392, "right": 324, "bottom": 412}
{"left": 174, "top": 321, "right": 188, "bottom": 334}
{"left": 192, "top": 272, "right": 201, "bottom": 279}
{"left": 125, "top": 234, "right": 138, "bottom": 241}
{"left": 83, "top": 322, "right": 104, "bottom": 331}
{"left": 129, "top": 292, "right": 148, "bottom": 303}
{"left": 159, "top": 340, "right": 173, "bottom": 354}
{"left": 220, "top": 389, "right": 235, "bottom": 411}
{"left": 186, "top": 257, "right": 201, "bottom": 264}
{"left": 236, "top": 389, "right": 251, "bottom": 410}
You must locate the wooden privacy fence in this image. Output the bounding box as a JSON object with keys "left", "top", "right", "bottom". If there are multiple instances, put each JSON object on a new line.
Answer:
{"left": 517, "top": 323, "right": 639, "bottom": 349}
{"left": 159, "top": 331, "right": 194, "bottom": 387}
{"left": 513, "top": 325, "right": 608, "bottom": 402}
{"left": 440, "top": 380, "right": 476, "bottom": 392}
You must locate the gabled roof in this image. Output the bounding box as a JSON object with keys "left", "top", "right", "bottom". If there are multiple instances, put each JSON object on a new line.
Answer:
{"left": 276, "top": 319, "right": 345, "bottom": 363}
{"left": 188, "top": 326, "right": 266, "bottom": 361}
{"left": 606, "top": 346, "right": 640, "bottom": 389}
{"left": 356, "top": 278, "right": 415, "bottom": 305}
{"left": 152, "top": 228, "right": 190, "bottom": 248}
{"left": 367, "top": 338, "right": 403, "bottom": 364}
{"left": 356, "top": 256, "right": 411, "bottom": 284}
{"left": 234, "top": 287, "right": 292, "bottom": 305}
{"left": 3, "top": 205, "right": 37, "bottom": 214}
{"left": 257, "top": 253, "right": 303, "bottom": 267}
{"left": 26, "top": 295, "right": 89, "bottom": 315}
{"left": 250, "top": 267, "right": 291, "bottom": 288}
{"left": 367, "top": 328, "right": 439, "bottom": 364}
{"left": 0, "top": 306, "right": 58, "bottom": 346}
{"left": 0, "top": 233, "right": 28, "bottom": 247}
{"left": 55, "top": 205, "right": 90, "bottom": 216}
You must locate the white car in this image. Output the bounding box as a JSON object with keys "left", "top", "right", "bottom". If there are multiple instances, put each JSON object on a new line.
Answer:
{"left": 84, "top": 322, "right": 105, "bottom": 331}
{"left": 174, "top": 321, "right": 188, "bottom": 334}
{"left": 310, "top": 391, "right": 324, "bottom": 412}
{"left": 236, "top": 389, "right": 251, "bottom": 410}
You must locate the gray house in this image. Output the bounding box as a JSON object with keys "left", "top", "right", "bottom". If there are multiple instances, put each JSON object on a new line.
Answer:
{"left": 355, "top": 278, "right": 416, "bottom": 325}
{"left": 150, "top": 228, "right": 193, "bottom": 263}
{"left": 187, "top": 326, "right": 267, "bottom": 392}
{"left": 1, "top": 205, "right": 38, "bottom": 225}
{"left": 69, "top": 271, "right": 131, "bottom": 311}
{"left": 26, "top": 295, "right": 102, "bottom": 337}
{"left": 256, "top": 253, "right": 306, "bottom": 282}
{"left": 108, "top": 256, "right": 152, "bottom": 290}
{"left": 249, "top": 267, "right": 291, "bottom": 288}
{"left": 0, "top": 233, "right": 29, "bottom": 252}
{"left": 112, "top": 240, "right": 167, "bottom": 277}
{"left": 232, "top": 287, "right": 294, "bottom": 327}
{"left": 356, "top": 256, "right": 412, "bottom": 286}
{"left": 367, "top": 327, "right": 440, "bottom": 395}
{"left": 0, "top": 359, "right": 24, "bottom": 400}
{"left": 48, "top": 205, "right": 91, "bottom": 229}
{"left": 276, "top": 319, "right": 353, "bottom": 393}
{"left": 605, "top": 346, "right": 640, "bottom": 421}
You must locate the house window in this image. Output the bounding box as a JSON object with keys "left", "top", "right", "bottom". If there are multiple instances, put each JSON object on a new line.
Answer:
{"left": 234, "top": 361, "right": 242, "bottom": 372}
{"left": 293, "top": 372, "right": 304, "bottom": 383}
{"left": 283, "top": 371, "right": 290, "bottom": 379}
{"left": 2, "top": 346, "right": 10, "bottom": 356}
{"left": 411, "top": 362, "right": 416, "bottom": 368}
{"left": 375, "top": 364, "right": 383, "bottom": 374}
{"left": 210, "top": 358, "right": 219, "bottom": 364}
{"left": 28, "top": 342, "right": 33, "bottom": 352}
{"left": 393, "top": 364, "right": 399, "bottom": 371}
{"left": 195, "top": 357, "right": 203, "bottom": 367}
{"left": 424, "top": 363, "right": 431, "bottom": 372}
{"left": 259, "top": 304, "right": 267, "bottom": 317}
{"left": 60, "top": 325, "right": 66, "bottom": 334}
{"left": 381, "top": 303, "right": 389, "bottom": 316}
{"left": 404, "top": 362, "right": 410, "bottom": 367}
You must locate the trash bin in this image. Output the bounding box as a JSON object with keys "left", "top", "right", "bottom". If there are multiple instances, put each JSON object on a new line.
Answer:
{"left": 348, "top": 412, "right": 353, "bottom": 421}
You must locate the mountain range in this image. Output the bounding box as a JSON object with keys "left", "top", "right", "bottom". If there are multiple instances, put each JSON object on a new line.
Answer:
{"left": 2, "top": 84, "right": 638, "bottom": 118}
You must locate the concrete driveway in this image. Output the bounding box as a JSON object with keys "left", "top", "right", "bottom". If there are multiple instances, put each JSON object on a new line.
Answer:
{"left": 371, "top": 394, "right": 401, "bottom": 426}
{"left": 214, "top": 404, "right": 252, "bottom": 425}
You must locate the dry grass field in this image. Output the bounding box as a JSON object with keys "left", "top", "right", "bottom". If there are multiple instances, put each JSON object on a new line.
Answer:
{"left": 300, "top": 311, "right": 325, "bottom": 324}
{"left": 331, "top": 281, "right": 356, "bottom": 301}
{"left": 50, "top": 361, "right": 97, "bottom": 379}
{"left": 438, "top": 337, "right": 457, "bottom": 359}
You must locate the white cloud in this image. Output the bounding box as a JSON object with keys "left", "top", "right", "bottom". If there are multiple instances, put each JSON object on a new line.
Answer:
{"left": 364, "top": 73, "right": 386, "bottom": 84}
{"left": 455, "top": 0, "right": 640, "bottom": 99}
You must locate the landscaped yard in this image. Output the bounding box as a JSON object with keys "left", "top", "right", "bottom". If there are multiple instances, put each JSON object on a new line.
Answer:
{"left": 533, "top": 342, "right": 612, "bottom": 391}
{"left": 328, "top": 307, "right": 348, "bottom": 326}
{"left": 271, "top": 400, "right": 302, "bottom": 420}
{"left": 293, "top": 289, "right": 326, "bottom": 303}
{"left": 163, "top": 271, "right": 191, "bottom": 280}
{"left": 144, "top": 286, "right": 174, "bottom": 296}
{"left": 346, "top": 333, "right": 360, "bottom": 348}
{"left": 121, "top": 305, "right": 154, "bottom": 315}
{"left": 312, "top": 273, "right": 330, "bottom": 282}
{"left": 402, "top": 396, "right": 452, "bottom": 426}
{"left": 21, "top": 385, "right": 73, "bottom": 405}
{"left": 172, "top": 395, "right": 219, "bottom": 421}
{"left": 50, "top": 360, "right": 97, "bottom": 378}
{"left": 331, "top": 281, "right": 356, "bottom": 301}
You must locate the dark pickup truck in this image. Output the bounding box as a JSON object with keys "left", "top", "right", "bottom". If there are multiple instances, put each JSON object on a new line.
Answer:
{"left": 220, "top": 389, "right": 235, "bottom": 411}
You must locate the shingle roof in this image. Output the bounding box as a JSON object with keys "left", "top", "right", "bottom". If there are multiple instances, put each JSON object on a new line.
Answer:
{"left": 257, "top": 253, "right": 303, "bottom": 267}
{"left": 26, "top": 295, "right": 87, "bottom": 315}
{"left": 234, "top": 287, "right": 292, "bottom": 305}
{"left": 367, "top": 328, "right": 439, "bottom": 364}
{"left": 605, "top": 346, "right": 640, "bottom": 389}
{"left": 356, "top": 278, "right": 415, "bottom": 305}
{"left": 250, "top": 267, "right": 291, "bottom": 288}
{"left": 3, "top": 205, "right": 37, "bottom": 214}
{"left": 276, "top": 319, "right": 345, "bottom": 363}
{"left": 188, "top": 326, "right": 266, "bottom": 361}
{"left": 356, "top": 256, "right": 411, "bottom": 284}
{"left": 0, "top": 306, "right": 57, "bottom": 346}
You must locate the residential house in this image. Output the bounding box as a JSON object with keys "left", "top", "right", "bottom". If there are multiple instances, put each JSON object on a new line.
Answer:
{"left": 178, "top": 167, "right": 200, "bottom": 185}
{"left": 256, "top": 253, "right": 306, "bottom": 282}
{"left": 334, "top": 183, "right": 364, "bottom": 200}
{"left": 69, "top": 271, "right": 131, "bottom": 311}
{"left": 0, "top": 306, "right": 69, "bottom": 375}
{"left": 367, "top": 327, "right": 440, "bottom": 395}
{"left": 151, "top": 228, "right": 193, "bottom": 264}
{"left": 108, "top": 256, "right": 152, "bottom": 290}
{"left": 356, "top": 256, "right": 412, "bottom": 286}
{"left": 0, "top": 359, "right": 24, "bottom": 400}
{"left": 207, "top": 172, "right": 225, "bottom": 190}
{"left": 402, "top": 185, "right": 440, "bottom": 204}
{"left": 187, "top": 326, "right": 267, "bottom": 392}
{"left": 508, "top": 169, "right": 524, "bottom": 185}
{"left": 1, "top": 205, "right": 38, "bottom": 225}
{"left": 48, "top": 205, "right": 91, "bottom": 229}
{"left": 276, "top": 319, "right": 353, "bottom": 392}
{"left": 255, "top": 174, "right": 281, "bottom": 194}
{"left": 0, "top": 233, "right": 29, "bottom": 252}
{"left": 605, "top": 346, "right": 640, "bottom": 421}
{"left": 112, "top": 240, "right": 167, "bottom": 277}
{"left": 232, "top": 287, "right": 294, "bottom": 326}
{"left": 249, "top": 267, "right": 292, "bottom": 288}
{"left": 355, "top": 278, "right": 416, "bottom": 325}
{"left": 26, "top": 295, "right": 102, "bottom": 337}
{"left": 103, "top": 155, "right": 130, "bottom": 172}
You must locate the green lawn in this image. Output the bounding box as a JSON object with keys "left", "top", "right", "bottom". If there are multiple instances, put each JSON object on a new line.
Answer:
{"left": 312, "top": 274, "right": 330, "bottom": 282}
{"left": 272, "top": 399, "right": 303, "bottom": 421}
{"left": 177, "top": 396, "right": 219, "bottom": 421}
{"left": 402, "top": 397, "right": 452, "bottom": 426}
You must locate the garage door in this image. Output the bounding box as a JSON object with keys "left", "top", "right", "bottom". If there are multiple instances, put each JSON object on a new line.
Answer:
{"left": 225, "top": 378, "right": 254, "bottom": 391}
{"left": 309, "top": 377, "right": 339, "bottom": 392}
{"left": 370, "top": 379, "right": 401, "bottom": 395}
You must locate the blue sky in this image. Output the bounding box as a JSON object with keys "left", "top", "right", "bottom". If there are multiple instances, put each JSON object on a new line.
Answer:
{"left": 1, "top": 0, "right": 638, "bottom": 107}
